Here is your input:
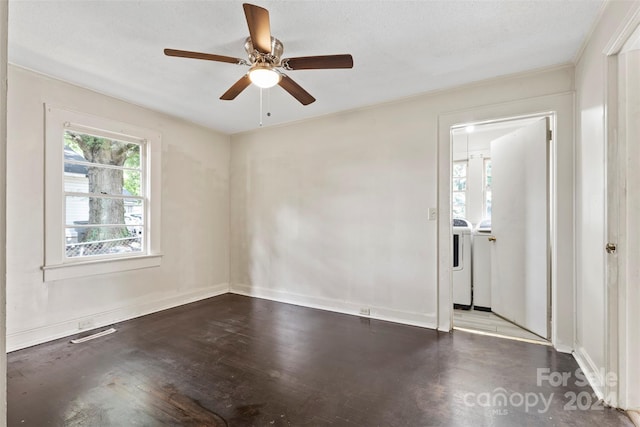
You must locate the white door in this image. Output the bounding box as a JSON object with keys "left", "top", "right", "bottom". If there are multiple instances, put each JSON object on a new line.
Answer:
{"left": 608, "top": 38, "right": 640, "bottom": 409}
{"left": 490, "top": 118, "right": 549, "bottom": 338}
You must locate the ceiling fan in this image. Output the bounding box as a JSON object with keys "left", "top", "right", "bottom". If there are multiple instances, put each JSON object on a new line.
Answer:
{"left": 164, "top": 3, "right": 354, "bottom": 106}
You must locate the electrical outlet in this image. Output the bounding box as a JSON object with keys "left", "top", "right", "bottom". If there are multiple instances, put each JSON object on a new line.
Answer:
{"left": 78, "top": 319, "right": 94, "bottom": 330}
{"left": 428, "top": 208, "right": 437, "bottom": 221}
{"left": 359, "top": 308, "right": 370, "bottom": 316}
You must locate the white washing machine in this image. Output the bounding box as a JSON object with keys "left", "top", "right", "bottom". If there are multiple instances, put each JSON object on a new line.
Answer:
{"left": 453, "top": 218, "right": 472, "bottom": 309}
{"left": 472, "top": 219, "right": 492, "bottom": 311}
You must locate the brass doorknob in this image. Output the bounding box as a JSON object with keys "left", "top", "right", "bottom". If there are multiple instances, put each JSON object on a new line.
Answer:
{"left": 488, "top": 236, "right": 496, "bottom": 242}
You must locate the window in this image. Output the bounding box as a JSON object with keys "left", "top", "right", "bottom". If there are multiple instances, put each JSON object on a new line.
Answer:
{"left": 64, "top": 131, "right": 143, "bottom": 258}
{"left": 452, "top": 161, "right": 467, "bottom": 219}
{"left": 44, "top": 106, "right": 162, "bottom": 281}
{"left": 484, "top": 159, "right": 492, "bottom": 218}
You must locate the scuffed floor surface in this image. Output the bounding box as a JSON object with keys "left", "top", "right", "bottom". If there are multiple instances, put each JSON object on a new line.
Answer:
{"left": 8, "top": 294, "right": 633, "bottom": 426}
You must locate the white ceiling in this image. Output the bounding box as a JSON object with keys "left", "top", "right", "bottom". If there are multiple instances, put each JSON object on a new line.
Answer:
{"left": 8, "top": 0, "right": 604, "bottom": 135}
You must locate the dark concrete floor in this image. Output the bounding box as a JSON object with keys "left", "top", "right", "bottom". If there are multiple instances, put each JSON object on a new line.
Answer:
{"left": 8, "top": 294, "right": 633, "bottom": 426}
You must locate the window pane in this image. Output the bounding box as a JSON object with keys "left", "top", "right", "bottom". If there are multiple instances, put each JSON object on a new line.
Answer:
{"left": 453, "top": 204, "right": 466, "bottom": 218}
{"left": 64, "top": 163, "right": 142, "bottom": 197}
{"left": 65, "top": 196, "right": 126, "bottom": 226}
{"left": 453, "top": 191, "right": 466, "bottom": 218}
{"left": 123, "top": 145, "right": 141, "bottom": 169}
{"left": 123, "top": 169, "right": 142, "bottom": 196}
{"left": 123, "top": 198, "right": 143, "bottom": 214}
{"left": 64, "top": 130, "right": 140, "bottom": 168}
{"left": 484, "top": 159, "right": 492, "bottom": 218}
{"left": 85, "top": 166, "right": 128, "bottom": 196}
{"left": 65, "top": 196, "right": 144, "bottom": 235}
{"left": 65, "top": 225, "right": 142, "bottom": 258}
{"left": 452, "top": 177, "right": 466, "bottom": 191}
{"left": 65, "top": 196, "right": 90, "bottom": 226}
{"left": 63, "top": 163, "right": 89, "bottom": 192}
{"left": 453, "top": 161, "right": 467, "bottom": 219}
{"left": 64, "top": 163, "right": 130, "bottom": 196}
{"left": 453, "top": 192, "right": 466, "bottom": 205}
{"left": 453, "top": 162, "right": 467, "bottom": 177}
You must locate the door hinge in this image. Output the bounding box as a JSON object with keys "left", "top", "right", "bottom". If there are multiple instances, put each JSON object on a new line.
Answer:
{"left": 606, "top": 243, "right": 617, "bottom": 254}
{"left": 547, "top": 129, "right": 553, "bottom": 141}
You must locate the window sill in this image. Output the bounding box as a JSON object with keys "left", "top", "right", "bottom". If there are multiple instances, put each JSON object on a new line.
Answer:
{"left": 42, "top": 254, "right": 163, "bottom": 282}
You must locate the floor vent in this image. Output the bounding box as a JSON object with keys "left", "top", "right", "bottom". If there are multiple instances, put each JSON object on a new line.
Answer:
{"left": 70, "top": 327, "right": 116, "bottom": 344}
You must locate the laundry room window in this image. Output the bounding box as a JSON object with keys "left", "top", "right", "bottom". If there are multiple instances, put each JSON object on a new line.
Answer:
{"left": 484, "top": 159, "right": 492, "bottom": 218}
{"left": 452, "top": 161, "right": 467, "bottom": 219}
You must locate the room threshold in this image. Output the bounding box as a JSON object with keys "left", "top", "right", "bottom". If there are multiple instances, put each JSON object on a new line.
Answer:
{"left": 453, "top": 326, "right": 551, "bottom": 346}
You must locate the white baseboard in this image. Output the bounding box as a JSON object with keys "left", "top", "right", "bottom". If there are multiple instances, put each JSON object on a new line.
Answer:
{"left": 7, "top": 283, "right": 229, "bottom": 352}
{"left": 573, "top": 346, "right": 605, "bottom": 400}
{"left": 230, "top": 283, "right": 438, "bottom": 330}
{"left": 554, "top": 343, "right": 573, "bottom": 354}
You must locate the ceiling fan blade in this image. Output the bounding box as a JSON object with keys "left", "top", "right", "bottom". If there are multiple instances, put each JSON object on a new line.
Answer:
{"left": 243, "top": 3, "right": 272, "bottom": 54}
{"left": 164, "top": 48, "right": 243, "bottom": 64}
{"left": 278, "top": 75, "right": 316, "bottom": 105}
{"left": 282, "top": 54, "right": 354, "bottom": 70}
{"left": 220, "top": 75, "right": 252, "bottom": 100}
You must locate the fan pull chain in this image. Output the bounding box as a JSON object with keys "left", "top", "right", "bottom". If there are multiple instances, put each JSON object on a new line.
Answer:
{"left": 267, "top": 88, "right": 271, "bottom": 118}
{"left": 258, "top": 88, "right": 272, "bottom": 127}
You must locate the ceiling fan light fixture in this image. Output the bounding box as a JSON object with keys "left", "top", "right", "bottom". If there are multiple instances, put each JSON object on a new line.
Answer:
{"left": 249, "top": 64, "right": 281, "bottom": 88}
{"left": 166, "top": 4, "right": 352, "bottom": 105}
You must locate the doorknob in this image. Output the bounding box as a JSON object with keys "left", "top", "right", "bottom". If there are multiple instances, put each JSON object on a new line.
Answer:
{"left": 488, "top": 236, "right": 496, "bottom": 242}
{"left": 606, "top": 243, "right": 616, "bottom": 254}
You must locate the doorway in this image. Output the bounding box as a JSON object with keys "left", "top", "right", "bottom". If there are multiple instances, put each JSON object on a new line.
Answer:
{"left": 450, "top": 115, "right": 552, "bottom": 344}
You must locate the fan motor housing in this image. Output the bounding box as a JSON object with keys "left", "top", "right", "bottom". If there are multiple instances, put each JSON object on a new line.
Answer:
{"left": 244, "top": 36, "right": 284, "bottom": 65}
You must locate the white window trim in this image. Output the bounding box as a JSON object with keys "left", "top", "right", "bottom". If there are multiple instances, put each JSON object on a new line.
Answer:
{"left": 43, "top": 105, "right": 162, "bottom": 281}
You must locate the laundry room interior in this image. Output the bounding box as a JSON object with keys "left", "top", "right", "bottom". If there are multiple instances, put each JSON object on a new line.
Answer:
{"left": 451, "top": 116, "right": 551, "bottom": 344}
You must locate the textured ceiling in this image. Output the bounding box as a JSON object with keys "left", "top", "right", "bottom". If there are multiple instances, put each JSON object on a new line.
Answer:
{"left": 8, "top": 0, "right": 604, "bottom": 135}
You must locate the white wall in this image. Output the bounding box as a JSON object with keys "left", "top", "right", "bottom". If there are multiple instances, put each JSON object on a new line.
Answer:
{"left": 573, "top": 0, "right": 639, "bottom": 403}
{"left": 230, "top": 66, "right": 574, "bottom": 331}
{"left": 6, "top": 66, "right": 231, "bottom": 351}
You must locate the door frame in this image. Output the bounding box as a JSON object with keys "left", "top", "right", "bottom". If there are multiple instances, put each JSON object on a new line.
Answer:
{"left": 437, "top": 92, "right": 575, "bottom": 352}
